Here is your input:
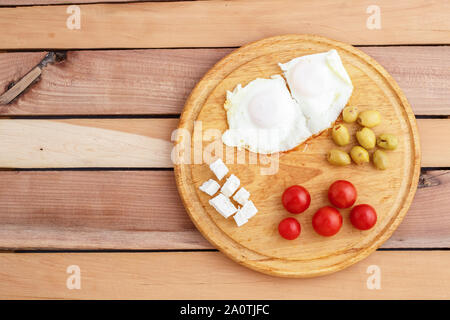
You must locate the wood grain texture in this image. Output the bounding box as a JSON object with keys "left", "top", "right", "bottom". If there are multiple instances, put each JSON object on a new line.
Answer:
{"left": 1, "top": 251, "right": 449, "bottom": 299}
{"left": 0, "top": 0, "right": 445, "bottom": 296}
{"left": 0, "top": 118, "right": 177, "bottom": 168}
{"left": 1, "top": 47, "right": 449, "bottom": 115}
{"left": 388, "top": 170, "right": 450, "bottom": 248}
{"left": 0, "top": 67, "right": 41, "bottom": 104}
{"left": 0, "top": 1, "right": 449, "bottom": 49}
{"left": 0, "top": 171, "right": 207, "bottom": 250}
{"left": 0, "top": 118, "right": 447, "bottom": 168}
{"left": 0, "top": 49, "right": 230, "bottom": 115}
{"left": 0, "top": 52, "right": 47, "bottom": 107}
{"left": 0, "top": 0, "right": 171, "bottom": 4}
{"left": 0, "top": 170, "right": 448, "bottom": 250}
{"left": 361, "top": 47, "right": 450, "bottom": 116}
{"left": 417, "top": 119, "right": 450, "bottom": 168}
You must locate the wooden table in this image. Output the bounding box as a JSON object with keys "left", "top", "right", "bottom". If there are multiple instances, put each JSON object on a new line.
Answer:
{"left": 0, "top": 0, "right": 449, "bottom": 299}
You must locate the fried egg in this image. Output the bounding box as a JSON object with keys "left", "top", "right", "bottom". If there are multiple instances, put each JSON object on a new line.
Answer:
{"left": 221, "top": 75, "right": 311, "bottom": 154}
{"left": 279, "top": 49, "right": 353, "bottom": 135}
{"left": 221, "top": 50, "right": 353, "bottom": 154}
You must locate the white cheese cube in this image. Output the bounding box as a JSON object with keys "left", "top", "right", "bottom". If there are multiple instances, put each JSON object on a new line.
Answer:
{"left": 220, "top": 174, "right": 240, "bottom": 197}
{"left": 240, "top": 200, "right": 258, "bottom": 220}
{"left": 209, "top": 158, "right": 229, "bottom": 181}
{"left": 233, "top": 211, "right": 248, "bottom": 227}
{"left": 209, "top": 193, "right": 237, "bottom": 218}
{"left": 233, "top": 187, "right": 250, "bottom": 205}
{"left": 199, "top": 179, "right": 220, "bottom": 196}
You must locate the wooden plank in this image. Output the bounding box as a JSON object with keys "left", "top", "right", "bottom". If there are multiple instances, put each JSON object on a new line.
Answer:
{"left": 0, "top": 1, "right": 449, "bottom": 49}
{"left": 0, "top": 170, "right": 208, "bottom": 250}
{"left": 0, "top": 0, "right": 169, "bottom": 5}
{"left": 417, "top": 119, "right": 450, "bottom": 168}
{"left": 0, "top": 118, "right": 447, "bottom": 168}
{"left": 1, "top": 47, "right": 449, "bottom": 116}
{"left": 178, "top": 34, "right": 421, "bottom": 278}
{"left": 0, "top": 170, "right": 448, "bottom": 250}
{"left": 361, "top": 47, "right": 450, "bottom": 116}
{"left": 388, "top": 170, "right": 450, "bottom": 248}
{"left": 0, "top": 52, "right": 47, "bottom": 108}
{"left": 0, "top": 118, "right": 178, "bottom": 168}
{"left": 0, "top": 251, "right": 449, "bottom": 299}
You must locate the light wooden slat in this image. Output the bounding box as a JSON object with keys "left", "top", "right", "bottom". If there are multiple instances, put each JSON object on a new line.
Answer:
{"left": 0, "top": 251, "right": 449, "bottom": 299}
{"left": 417, "top": 119, "right": 450, "bottom": 168}
{"left": 0, "top": 118, "right": 177, "bottom": 168}
{"left": 0, "top": 1, "right": 449, "bottom": 49}
{"left": 0, "top": 0, "right": 168, "bottom": 4}
{"left": 0, "top": 170, "right": 448, "bottom": 250}
{"left": 1, "top": 47, "right": 449, "bottom": 115}
{"left": 0, "top": 118, "right": 447, "bottom": 168}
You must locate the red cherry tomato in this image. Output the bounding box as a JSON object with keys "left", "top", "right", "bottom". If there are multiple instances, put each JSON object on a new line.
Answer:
{"left": 350, "top": 204, "right": 377, "bottom": 230}
{"left": 328, "top": 180, "right": 357, "bottom": 209}
{"left": 278, "top": 217, "right": 301, "bottom": 240}
{"left": 282, "top": 185, "right": 311, "bottom": 214}
{"left": 312, "top": 206, "right": 343, "bottom": 237}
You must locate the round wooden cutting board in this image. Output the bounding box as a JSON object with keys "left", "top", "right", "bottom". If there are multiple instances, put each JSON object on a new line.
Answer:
{"left": 174, "top": 35, "right": 421, "bottom": 278}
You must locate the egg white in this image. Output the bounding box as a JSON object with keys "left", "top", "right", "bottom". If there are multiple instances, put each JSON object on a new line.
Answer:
{"left": 279, "top": 49, "right": 353, "bottom": 135}
{"left": 221, "top": 75, "right": 311, "bottom": 154}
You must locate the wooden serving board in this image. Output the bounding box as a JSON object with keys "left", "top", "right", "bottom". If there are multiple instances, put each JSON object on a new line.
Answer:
{"left": 175, "top": 35, "right": 421, "bottom": 277}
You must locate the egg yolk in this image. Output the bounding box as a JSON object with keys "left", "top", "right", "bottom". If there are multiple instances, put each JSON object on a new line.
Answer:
{"left": 248, "top": 91, "right": 282, "bottom": 128}
{"left": 290, "top": 60, "right": 330, "bottom": 97}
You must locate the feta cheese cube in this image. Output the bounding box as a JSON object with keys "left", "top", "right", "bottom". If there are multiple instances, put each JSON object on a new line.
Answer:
{"left": 233, "top": 187, "right": 250, "bottom": 205}
{"left": 209, "top": 193, "right": 237, "bottom": 218}
{"left": 233, "top": 211, "right": 248, "bottom": 227}
{"left": 220, "top": 174, "right": 240, "bottom": 197}
{"left": 239, "top": 200, "right": 258, "bottom": 220}
{"left": 199, "top": 179, "right": 220, "bottom": 196}
{"left": 209, "top": 158, "right": 229, "bottom": 181}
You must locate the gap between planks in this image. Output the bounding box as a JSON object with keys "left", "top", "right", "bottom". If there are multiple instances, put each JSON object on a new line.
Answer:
{"left": 0, "top": 169, "right": 448, "bottom": 250}
{"left": 0, "top": 0, "right": 449, "bottom": 49}
{"left": 0, "top": 118, "right": 447, "bottom": 168}
{"left": 1, "top": 46, "right": 449, "bottom": 115}
{"left": 0, "top": 251, "right": 449, "bottom": 299}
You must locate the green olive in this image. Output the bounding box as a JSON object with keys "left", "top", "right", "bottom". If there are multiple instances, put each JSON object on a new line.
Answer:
{"left": 328, "top": 149, "right": 351, "bottom": 166}
{"left": 331, "top": 124, "right": 350, "bottom": 146}
{"left": 342, "top": 106, "right": 359, "bottom": 123}
{"left": 377, "top": 133, "right": 398, "bottom": 150}
{"left": 350, "top": 146, "right": 370, "bottom": 165}
{"left": 373, "top": 149, "right": 389, "bottom": 170}
{"left": 356, "top": 127, "right": 376, "bottom": 149}
{"left": 357, "top": 110, "right": 381, "bottom": 128}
